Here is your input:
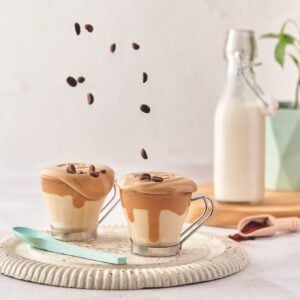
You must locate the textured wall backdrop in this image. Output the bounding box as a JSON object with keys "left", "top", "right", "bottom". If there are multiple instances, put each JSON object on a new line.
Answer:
{"left": 0, "top": 0, "right": 299, "bottom": 173}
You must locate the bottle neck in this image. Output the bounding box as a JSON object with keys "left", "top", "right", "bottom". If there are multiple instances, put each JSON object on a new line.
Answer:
{"left": 226, "top": 57, "right": 255, "bottom": 79}
{"left": 222, "top": 57, "right": 257, "bottom": 101}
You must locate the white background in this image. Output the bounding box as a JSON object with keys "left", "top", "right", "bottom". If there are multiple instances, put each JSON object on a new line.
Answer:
{"left": 0, "top": 2, "right": 300, "bottom": 298}
{"left": 0, "top": 0, "right": 299, "bottom": 175}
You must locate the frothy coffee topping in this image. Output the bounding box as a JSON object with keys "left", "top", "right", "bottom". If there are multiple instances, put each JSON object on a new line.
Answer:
{"left": 117, "top": 172, "right": 197, "bottom": 194}
{"left": 41, "top": 163, "right": 114, "bottom": 208}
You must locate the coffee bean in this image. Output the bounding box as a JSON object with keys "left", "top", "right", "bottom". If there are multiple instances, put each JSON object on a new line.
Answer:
{"left": 110, "top": 43, "right": 116, "bottom": 53}
{"left": 100, "top": 169, "right": 107, "bottom": 174}
{"left": 78, "top": 170, "right": 84, "bottom": 174}
{"left": 142, "top": 72, "right": 148, "bottom": 83}
{"left": 141, "top": 148, "right": 148, "bottom": 160}
{"left": 152, "top": 176, "right": 164, "bottom": 182}
{"left": 132, "top": 42, "right": 140, "bottom": 50}
{"left": 74, "top": 23, "right": 81, "bottom": 35}
{"left": 66, "top": 76, "right": 77, "bottom": 87}
{"left": 89, "top": 165, "right": 96, "bottom": 173}
{"left": 77, "top": 76, "right": 85, "bottom": 83}
{"left": 140, "top": 104, "right": 151, "bottom": 113}
{"left": 90, "top": 171, "right": 100, "bottom": 178}
{"left": 140, "top": 173, "right": 151, "bottom": 181}
{"left": 85, "top": 24, "right": 94, "bottom": 32}
{"left": 66, "top": 164, "right": 76, "bottom": 174}
{"left": 87, "top": 93, "right": 94, "bottom": 105}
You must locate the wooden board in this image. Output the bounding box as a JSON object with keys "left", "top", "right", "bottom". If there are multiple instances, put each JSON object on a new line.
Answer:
{"left": 187, "top": 182, "right": 300, "bottom": 228}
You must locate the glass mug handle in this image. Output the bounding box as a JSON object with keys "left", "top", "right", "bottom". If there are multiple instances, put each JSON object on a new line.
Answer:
{"left": 98, "top": 183, "right": 120, "bottom": 224}
{"left": 180, "top": 195, "right": 215, "bottom": 245}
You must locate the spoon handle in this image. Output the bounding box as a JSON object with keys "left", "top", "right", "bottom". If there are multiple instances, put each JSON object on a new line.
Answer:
{"left": 12, "top": 226, "right": 127, "bottom": 265}
{"left": 276, "top": 217, "right": 300, "bottom": 232}
{"left": 39, "top": 239, "right": 127, "bottom": 265}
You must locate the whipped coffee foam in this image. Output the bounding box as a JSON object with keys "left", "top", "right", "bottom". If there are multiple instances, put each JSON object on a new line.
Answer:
{"left": 42, "top": 163, "right": 115, "bottom": 201}
{"left": 118, "top": 172, "right": 197, "bottom": 194}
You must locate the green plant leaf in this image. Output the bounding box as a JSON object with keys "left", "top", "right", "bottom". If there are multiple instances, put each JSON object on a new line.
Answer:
{"left": 261, "top": 33, "right": 280, "bottom": 39}
{"left": 261, "top": 33, "right": 295, "bottom": 42}
{"left": 281, "top": 34, "right": 294, "bottom": 44}
{"left": 275, "top": 40, "right": 285, "bottom": 66}
{"left": 289, "top": 53, "right": 300, "bottom": 67}
{"left": 274, "top": 34, "right": 295, "bottom": 67}
{"left": 280, "top": 20, "right": 289, "bottom": 35}
{"left": 280, "top": 19, "right": 300, "bottom": 36}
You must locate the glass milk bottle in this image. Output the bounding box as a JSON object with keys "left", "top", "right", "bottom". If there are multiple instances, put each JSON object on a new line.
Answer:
{"left": 214, "top": 30, "right": 265, "bottom": 203}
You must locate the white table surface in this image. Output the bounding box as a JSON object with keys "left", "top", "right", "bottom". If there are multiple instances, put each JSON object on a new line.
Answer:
{"left": 0, "top": 166, "right": 299, "bottom": 300}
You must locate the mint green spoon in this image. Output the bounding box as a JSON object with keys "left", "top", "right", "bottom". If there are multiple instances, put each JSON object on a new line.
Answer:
{"left": 12, "top": 227, "right": 127, "bottom": 265}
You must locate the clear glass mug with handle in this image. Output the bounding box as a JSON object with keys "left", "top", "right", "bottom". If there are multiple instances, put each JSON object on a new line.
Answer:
{"left": 41, "top": 163, "right": 119, "bottom": 242}
{"left": 118, "top": 172, "right": 215, "bottom": 257}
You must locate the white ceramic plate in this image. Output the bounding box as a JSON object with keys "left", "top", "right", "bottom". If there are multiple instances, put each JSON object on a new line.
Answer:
{"left": 0, "top": 225, "right": 248, "bottom": 290}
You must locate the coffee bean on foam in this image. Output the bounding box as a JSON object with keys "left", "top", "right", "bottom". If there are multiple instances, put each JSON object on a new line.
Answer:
{"left": 110, "top": 43, "right": 116, "bottom": 53}
{"left": 152, "top": 176, "right": 164, "bottom": 182}
{"left": 87, "top": 93, "right": 94, "bottom": 105}
{"left": 66, "top": 164, "right": 76, "bottom": 174}
{"left": 142, "top": 72, "right": 148, "bottom": 83}
{"left": 90, "top": 171, "right": 100, "bottom": 178}
{"left": 85, "top": 24, "right": 94, "bottom": 32}
{"left": 141, "top": 148, "right": 148, "bottom": 160}
{"left": 77, "top": 76, "right": 85, "bottom": 83}
{"left": 140, "top": 104, "right": 151, "bottom": 113}
{"left": 100, "top": 169, "right": 107, "bottom": 174}
{"left": 132, "top": 43, "right": 140, "bottom": 50}
{"left": 89, "top": 165, "right": 96, "bottom": 173}
{"left": 140, "top": 173, "right": 151, "bottom": 181}
{"left": 66, "top": 76, "right": 77, "bottom": 87}
{"left": 74, "top": 23, "right": 81, "bottom": 35}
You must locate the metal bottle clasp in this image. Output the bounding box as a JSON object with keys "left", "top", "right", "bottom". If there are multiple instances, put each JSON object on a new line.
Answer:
{"left": 235, "top": 51, "right": 269, "bottom": 108}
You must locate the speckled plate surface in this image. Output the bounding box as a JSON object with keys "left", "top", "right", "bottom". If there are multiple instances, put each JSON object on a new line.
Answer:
{"left": 0, "top": 225, "right": 248, "bottom": 290}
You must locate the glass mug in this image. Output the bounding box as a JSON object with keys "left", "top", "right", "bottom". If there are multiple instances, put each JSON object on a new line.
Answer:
{"left": 118, "top": 172, "right": 214, "bottom": 257}
{"left": 41, "top": 163, "right": 118, "bottom": 242}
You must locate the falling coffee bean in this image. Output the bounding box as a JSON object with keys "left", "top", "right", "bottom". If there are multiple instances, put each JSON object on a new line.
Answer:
{"left": 66, "top": 164, "right": 76, "bottom": 174}
{"left": 140, "top": 173, "right": 151, "bottom": 181}
{"left": 140, "top": 104, "right": 151, "bottom": 114}
{"left": 110, "top": 43, "right": 116, "bottom": 53}
{"left": 132, "top": 42, "right": 140, "bottom": 50}
{"left": 152, "top": 176, "right": 164, "bottom": 182}
{"left": 90, "top": 172, "right": 100, "bottom": 178}
{"left": 66, "top": 76, "right": 77, "bottom": 87}
{"left": 89, "top": 164, "right": 96, "bottom": 173}
{"left": 141, "top": 148, "right": 148, "bottom": 160}
{"left": 100, "top": 169, "right": 107, "bottom": 174}
{"left": 74, "top": 23, "right": 81, "bottom": 35}
{"left": 85, "top": 24, "right": 94, "bottom": 32}
{"left": 87, "top": 93, "right": 94, "bottom": 105}
{"left": 142, "top": 72, "right": 148, "bottom": 83}
{"left": 77, "top": 76, "right": 85, "bottom": 83}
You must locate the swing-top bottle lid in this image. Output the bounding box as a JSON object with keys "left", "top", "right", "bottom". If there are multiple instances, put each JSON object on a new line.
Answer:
{"left": 224, "top": 29, "right": 257, "bottom": 61}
